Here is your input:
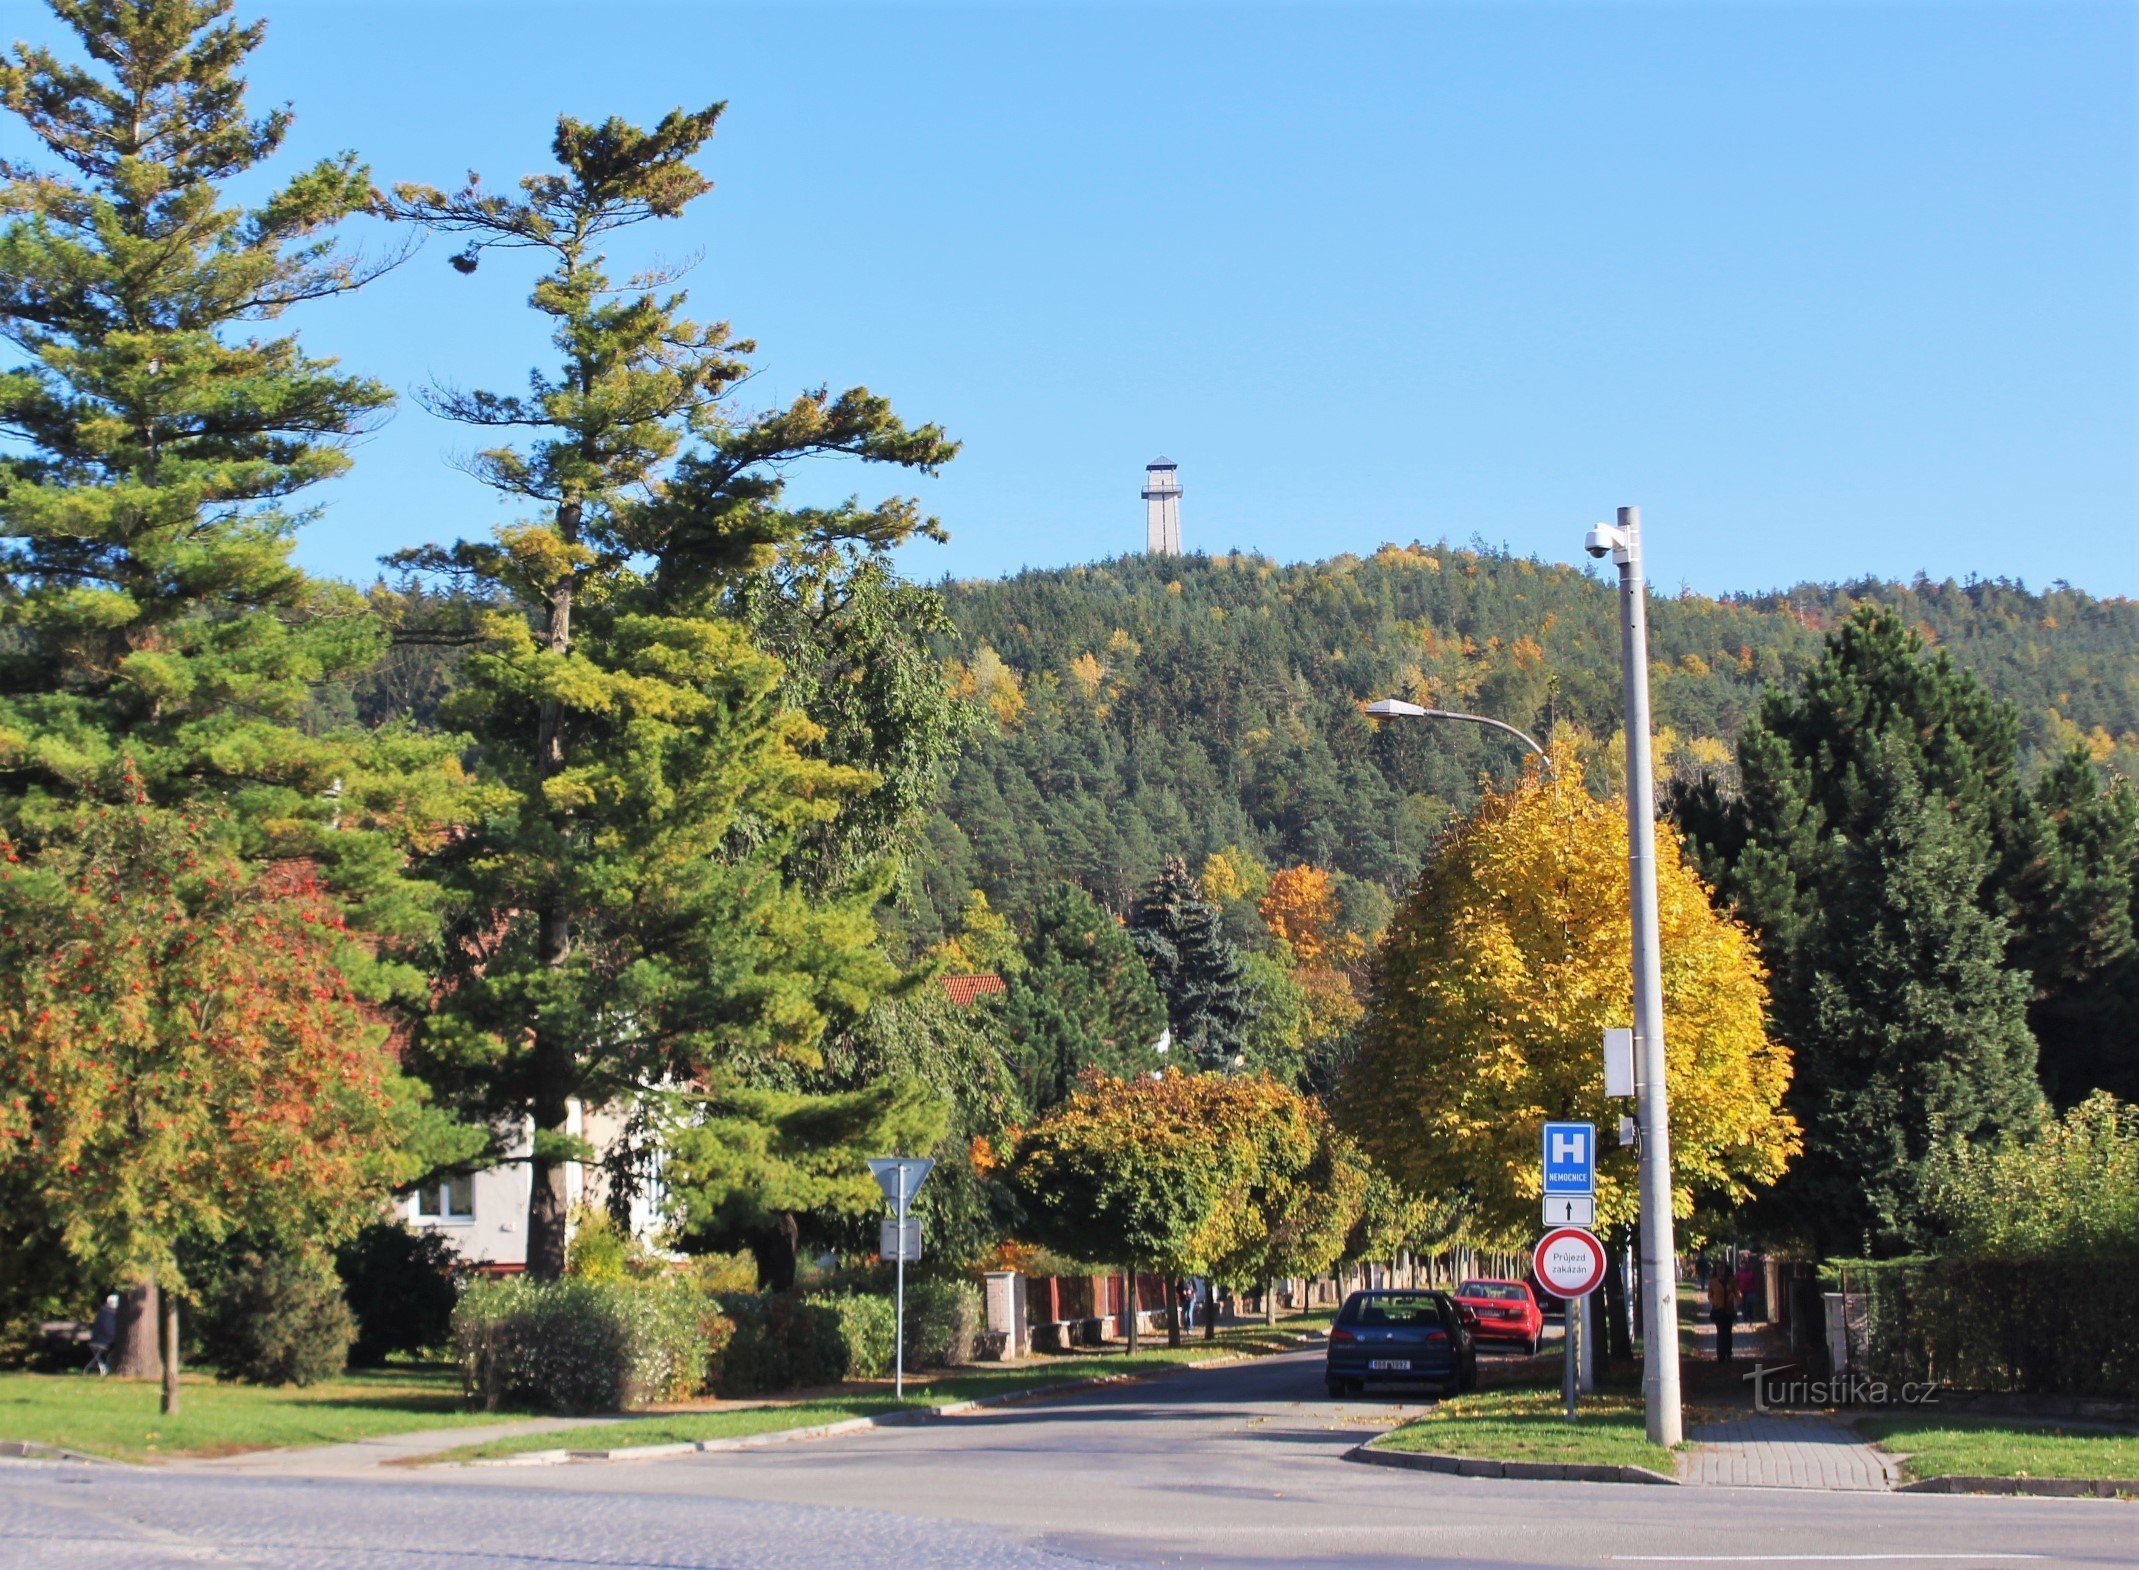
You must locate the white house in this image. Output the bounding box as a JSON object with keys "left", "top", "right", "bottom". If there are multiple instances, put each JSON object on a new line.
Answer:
{"left": 401, "top": 1098, "right": 666, "bottom": 1270}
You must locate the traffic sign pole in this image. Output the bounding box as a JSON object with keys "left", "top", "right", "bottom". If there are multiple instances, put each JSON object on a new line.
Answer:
{"left": 867, "top": 1157, "right": 934, "bottom": 1404}
{"left": 1533, "top": 1226, "right": 1608, "bottom": 1423}
{"left": 894, "top": 1163, "right": 907, "bottom": 1401}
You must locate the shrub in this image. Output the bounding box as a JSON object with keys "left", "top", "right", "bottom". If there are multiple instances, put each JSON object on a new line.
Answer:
{"left": 902, "top": 1277, "right": 982, "bottom": 1370}
{"left": 455, "top": 1274, "right": 721, "bottom": 1413}
{"left": 805, "top": 1290, "right": 896, "bottom": 1380}
{"left": 196, "top": 1248, "right": 355, "bottom": 1386}
{"left": 683, "top": 1249, "right": 758, "bottom": 1295}
{"left": 1841, "top": 1255, "right": 2139, "bottom": 1399}
{"left": 714, "top": 1289, "right": 897, "bottom": 1395}
{"left": 335, "top": 1224, "right": 461, "bottom": 1366}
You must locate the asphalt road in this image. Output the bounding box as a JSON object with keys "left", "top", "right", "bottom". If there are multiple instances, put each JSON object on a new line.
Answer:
{"left": 2, "top": 1346, "right": 2130, "bottom": 1569}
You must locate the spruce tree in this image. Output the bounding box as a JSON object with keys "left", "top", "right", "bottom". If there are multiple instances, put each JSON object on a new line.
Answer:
{"left": 2007, "top": 750, "right": 2139, "bottom": 1104}
{"left": 0, "top": 2, "right": 418, "bottom": 870}
{"left": 389, "top": 109, "right": 955, "bottom": 1277}
{"left": 1129, "top": 857, "right": 1256, "bottom": 1071}
{"left": 1685, "top": 607, "right": 2046, "bottom": 1253}
{"left": 1001, "top": 881, "right": 1168, "bottom": 1108}
{"left": 1779, "top": 739, "right": 2040, "bottom": 1252}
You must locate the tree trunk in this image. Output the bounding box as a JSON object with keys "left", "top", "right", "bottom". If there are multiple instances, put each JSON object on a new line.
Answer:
{"left": 1204, "top": 1281, "right": 1218, "bottom": 1340}
{"left": 111, "top": 1281, "right": 161, "bottom": 1380}
{"left": 1605, "top": 1227, "right": 1634, "bottom": 1362}
{"left": 1264, "top": 1278, "right": 1277, "bottom": 1326}
{"left": 748, "top": 1213, "right": 801, "bottom": 1293}
{"left": 159, "top": 1292, "right": 180, "bottom": 1415}
{"left": 1165, "top": 1275, "right": 1181, "bottom": 1347}
{"left": 1124, "top": 1267, "right": 1139, "bottom": 1354}
{"left": 524, "top": 513, "right": 579, "bottom": 1282}
{"left": 525, "top": 1068, "right": 572, "bottom": 1281}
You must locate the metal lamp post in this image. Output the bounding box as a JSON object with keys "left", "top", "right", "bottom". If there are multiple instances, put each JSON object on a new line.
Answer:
{"left": 1584, "top": 504, "right": 1684, "bottom": 1449}
{"left": 1362, "top": 699, "right": 1551, "bottom": 771}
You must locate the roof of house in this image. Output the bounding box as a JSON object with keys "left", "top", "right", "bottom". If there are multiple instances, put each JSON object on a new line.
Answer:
{"left": 938, "top": 973, "right": 1006, "bottom": 1007}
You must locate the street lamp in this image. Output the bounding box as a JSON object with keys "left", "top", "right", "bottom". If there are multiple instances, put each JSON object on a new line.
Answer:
{"left": 1584, "top": 505, "right": 1684, "bottom": 1449}
{"left": 1361, "top": 698, "right": 1552, "bottom": 772}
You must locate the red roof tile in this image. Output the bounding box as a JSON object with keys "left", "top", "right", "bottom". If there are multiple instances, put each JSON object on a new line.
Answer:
{"left": 939, "top": 973, "right": 1006, "bottom": 1007}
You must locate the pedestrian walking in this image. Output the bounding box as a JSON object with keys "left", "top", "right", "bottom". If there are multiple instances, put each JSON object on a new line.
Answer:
{"left": 84, "top": 1293, "right": 118, "bottom": 1376}
{"left": 1708, "top": 1266, "right": 1739, "bottom": 1362}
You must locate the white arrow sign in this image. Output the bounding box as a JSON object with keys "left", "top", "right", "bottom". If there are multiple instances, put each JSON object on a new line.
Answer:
{"left": 1543, "top": 1194, "right": 1596, "bottom": 1228}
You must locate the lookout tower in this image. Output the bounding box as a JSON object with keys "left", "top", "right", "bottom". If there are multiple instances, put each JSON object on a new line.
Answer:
{"left": 1142, "top": 458, "right": 1182, "bottom": 556}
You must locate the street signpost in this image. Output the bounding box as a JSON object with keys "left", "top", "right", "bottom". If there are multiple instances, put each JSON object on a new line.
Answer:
{"left": 867, "top": 1156, "right": 935, "bottom": 1399}
{"left": 1534, "top": 1223, "right": 1608, "bottom": 1421}
{"left": 1538, "top": 1123, "right": 1597, "bottom": 1418}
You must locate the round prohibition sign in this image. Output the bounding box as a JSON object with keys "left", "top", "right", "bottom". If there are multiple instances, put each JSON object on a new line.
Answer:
{"left": 1532, "top": 1225, "right": 1608, "bottom": 1300}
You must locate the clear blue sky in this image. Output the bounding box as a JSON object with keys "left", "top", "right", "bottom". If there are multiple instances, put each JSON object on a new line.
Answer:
{"left": 127, "top": 2, "right": 2139, "bottom": 595}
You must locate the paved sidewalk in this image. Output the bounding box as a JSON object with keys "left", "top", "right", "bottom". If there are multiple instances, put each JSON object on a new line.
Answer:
{"left": 180, "top": 1414, "right": 635, "bottom": 1476}
{"left": 1679, "top": 1409, "right": 1893, "bottom": 1490}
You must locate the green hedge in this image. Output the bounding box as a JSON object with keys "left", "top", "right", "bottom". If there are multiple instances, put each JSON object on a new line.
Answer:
{"left": 455, "top": 1275, "right": 726, "bottom": 1413}
{"left": 903, "top": 1278, "right": 982, "bottom": 1370}
{"left": 715, "top": 1290, "right": 903, "bottom": 1395}
{"left": 1841, "top": 1256, "right": 2139, "bottom": 1399}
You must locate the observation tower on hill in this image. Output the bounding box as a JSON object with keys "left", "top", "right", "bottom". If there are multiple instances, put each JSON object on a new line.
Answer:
{"left": 1142, "top": 457, "right": 1182, "bottom": 556}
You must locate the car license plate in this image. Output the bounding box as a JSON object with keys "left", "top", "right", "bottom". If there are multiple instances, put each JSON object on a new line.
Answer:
{"left": 1368, "top": 1359, "right": 1410, "bottom": 1371}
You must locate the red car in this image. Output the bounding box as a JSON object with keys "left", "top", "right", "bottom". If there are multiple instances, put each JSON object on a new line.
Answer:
{"left": 1453, "top": 1278, "right": 1543, "bottom": 1355}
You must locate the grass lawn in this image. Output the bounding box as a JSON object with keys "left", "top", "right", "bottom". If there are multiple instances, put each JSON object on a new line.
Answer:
{"left": 0, "top": 1365, "right": 535, "bottom": 1463}
{"left": 414, "top": 1313, "right": 1334, "bottom": 1465}
{"left": 1854, "top": 1415, "right": 2139, "bottom": 1483}
{"left": 1373, "top": 1387, "right": 1676, "bottom": 1473}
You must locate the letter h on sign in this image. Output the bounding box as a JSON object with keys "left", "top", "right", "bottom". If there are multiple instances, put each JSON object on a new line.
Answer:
{"left": 1541, "top": 1121, "right": 1595, "bottom": 1195}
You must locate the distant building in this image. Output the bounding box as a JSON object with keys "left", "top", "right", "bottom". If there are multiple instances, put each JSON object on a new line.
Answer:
{"left": 939, "top": 972, "right": 1006, "bottom": 1007}
{"left": 1142, "top": 458, "right": 1181, "bottom": 556}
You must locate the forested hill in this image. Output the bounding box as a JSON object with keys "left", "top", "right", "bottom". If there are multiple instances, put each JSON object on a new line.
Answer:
{"left": 909, "top": 544, "right": 2139, "bottom": 945}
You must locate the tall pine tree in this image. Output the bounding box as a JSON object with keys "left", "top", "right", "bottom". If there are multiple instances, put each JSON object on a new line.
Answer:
{"left": 0, "top": 1, "right": 443, "bottom": 911}
{"left": 389, "top": 108, "right": 955, "bottom": 1277}
{"left": 1129, "top": 857, "right": 1256, "bottom": 1072}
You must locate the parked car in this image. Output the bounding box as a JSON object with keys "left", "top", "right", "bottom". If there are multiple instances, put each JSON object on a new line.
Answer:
{"left": 1453, "top": 1277, "right": 1544, "bottom": 1356}
{"left": 1324, "top": 1289, "right": 1477, "bottom": 1398}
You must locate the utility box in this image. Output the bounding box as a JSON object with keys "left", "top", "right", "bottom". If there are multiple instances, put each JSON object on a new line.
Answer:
{"left": 985, "top": 1271, "right": 1029, "bottom": 1359}
{"left": 1823, "top": 1291, "right": 1853, "bottom": 1375}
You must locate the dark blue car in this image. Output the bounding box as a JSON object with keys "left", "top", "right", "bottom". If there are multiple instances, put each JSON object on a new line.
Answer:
{"left": 1324, "top": 1289, "right": 1478, "bottom": 1398}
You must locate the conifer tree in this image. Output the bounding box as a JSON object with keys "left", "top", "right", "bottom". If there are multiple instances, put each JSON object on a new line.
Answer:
{"left": 2005, "top": 750, "right": 2139, "bottom": 1105}
{"left": 1680, "top": 607, "right": 2047, "bottom": 1253}
{"left": 1001, "top": 881, "right": 1167, "bottom": 1108}
{"left": 0, "top": 1, "right": 438, "bottom": 906}
{"left": 389, "top": 108, "right": 955, "bottom": 1277}
{"left": 1777, "top": 740, "right": 2041, "bottom": 1251}
{"left": 1129, "top": 857, "right": 1256, "bottom": 1071}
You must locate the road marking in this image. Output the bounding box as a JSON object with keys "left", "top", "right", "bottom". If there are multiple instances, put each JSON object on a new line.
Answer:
{"left": 1613, "top": 1558, "right": 2049, "bottom": 1564}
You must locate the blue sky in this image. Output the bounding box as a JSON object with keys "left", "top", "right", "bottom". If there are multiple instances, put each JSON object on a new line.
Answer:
{"left": 102, "top": 2, "right": 2139, "bottom": 594}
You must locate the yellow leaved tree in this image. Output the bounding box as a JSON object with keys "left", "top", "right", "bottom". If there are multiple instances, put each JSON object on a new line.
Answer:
{"left": 1337, "top": 749, "right": 1797, "bottom": 1248}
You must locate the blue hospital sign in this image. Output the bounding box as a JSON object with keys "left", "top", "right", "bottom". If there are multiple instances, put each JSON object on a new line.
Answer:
{"left": 1541, "top": 1122, "right": 1596, "bottom": 1195}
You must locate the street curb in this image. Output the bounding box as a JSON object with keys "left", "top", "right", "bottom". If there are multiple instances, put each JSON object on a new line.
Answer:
{"left": 0, "top": 1441, "right": 104, "bottom": 1464}
{"left": 457, "top": 1335, "right": 1327, "bottom": 1468}
{"left": 1895, "top": 1474, "right": 2139, "bottom": 1499}
{"left": 1346, "top": 1441, "right": 1678, "bottom": 1486}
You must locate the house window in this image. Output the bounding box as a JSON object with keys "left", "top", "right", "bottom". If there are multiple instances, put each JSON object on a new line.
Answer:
{"left": 415, "top": 1173, "right": 475, "bottom": 1221}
